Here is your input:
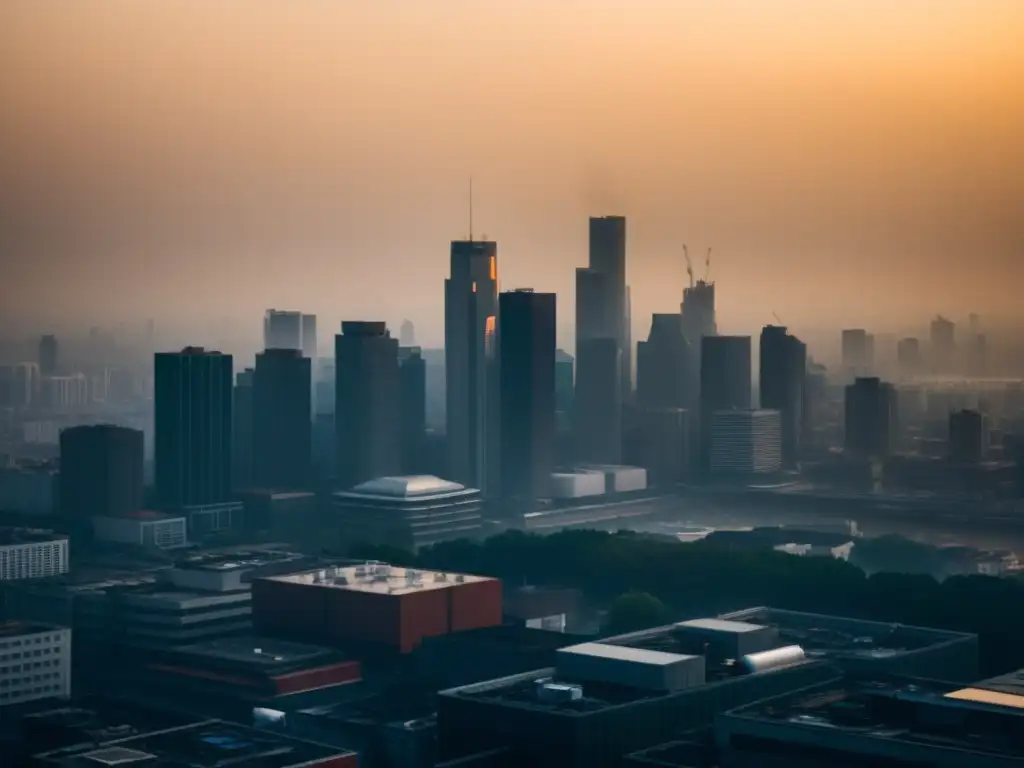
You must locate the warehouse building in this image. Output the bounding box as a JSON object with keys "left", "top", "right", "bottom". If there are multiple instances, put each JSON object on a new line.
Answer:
{"left": 331, "top": 475, "right": 483, "bottom": 551}
{"left": 437, "top": 628, "right": 839, "bottom": 767}
{"left": 253, "top": 562, "right": 502, "bottom": 654}
{"left": 716, "top": 672, "right": 1024, "bottom": 767}
{"left": 719, "top": 606, "right": 979, "bottom": 681}
{"left": 33, "top": 720, "right": 358, "bottom": 768}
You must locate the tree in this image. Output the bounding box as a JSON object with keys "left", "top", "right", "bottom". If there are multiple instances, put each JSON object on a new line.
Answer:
{"left": 602, "top": 591, "right": 674, "bottom": 635}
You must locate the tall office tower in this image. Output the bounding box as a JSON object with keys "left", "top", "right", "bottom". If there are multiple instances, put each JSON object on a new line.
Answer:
{"left": 841, "top": 329, "right": 871, "bottom": 375}
{"left": 803, "top": 361, "right": 829, "bottom": 450}
{"left": 844, "top": 377, "right": 898, "bottom": 459}
{"left": 710, "top": 409, "right": 783, "bottom": 475}
{"left": 700, "top": 336, "right": 752, "bottom": 465}
{"left": 636, "top": 313, "right": 691, "bottom": 411}
{"left": 970, "top": 333, "right": 988, "bottom": 375}
{"left": 399, "top": 346, "right": 427, "bottom": 474}
{"left": 897, "top": 337, "right": 921, "bottom": 375}
{"left": 636, "top": 407, "right": 690, "bottom": 486}
{"left": 949, "top": 409, "right": 988, "bottom": 464}
{"left": 38, "top": 335, "right": 58, "bottom": 377}
{"left": 400, "top": 320, "right": 417, "bottom": 348}
{"left": 336, "top": 322, "right": 401, "bottom": 489}
{"left": 59, "top": 425, "right": 144, "bottom": 519}
{"left": 759, "top": 325, "right": 807, "bottom": 468}
{"left": 154, "top": 347, "right": 233, "bottom": 508}
{"left": 445, "top": 239, "right": 499, "bottom": 494}
{"left": 930, "top": 315, "right": 956, "bottom": 372}
{"left": 680, "top": 281, "right": 717, "bottom": 346}
{"left": 232, "top": 368, "right": 255, "bottom": 490}
{"left": 588, "top": 216, "right": 631, "bottom": 395}
{"left": 253, "top": 348, "right": 312, "bottom": 489}
{"left": 554, "top": 349, "right": 575, "bottom": 427}
{"left": 575, "top": 338, "right": 622, "bottom": 464}
{"left": 264, "top": 310, "right": 303, "bottom": 351}
{"left": 499, "top": 289, "right": 556, "bottom": 503}
{"left": 300, "top": 314, "right": 317, "bottom": 359}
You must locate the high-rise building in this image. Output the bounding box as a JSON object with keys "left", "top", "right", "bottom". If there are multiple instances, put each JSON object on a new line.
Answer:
{"left": 710, "top": 409, "right": 783, "bottom": 475}
{"left": 680, "top": 281, "right": 717, "bottom": 347}
{"left": 897, "top": 337, "right": 920, "bottom": 374}
{"left": 444, "top": 240, "right": 499, "bottom": 495}
{"left": 60, "top": 425, "right": 144, "bottom": 519}
{"left": 399, "top": 346, "right": 427, "bottom": 474}
{"left": 399, "top": 320, "right": 416, "bottom": 348}
{"left": 759, "top": 325, "right": 806, "bottom": 468}
{"left": 587, "top": 216, "right": 631, "bottom": 395}
{"left": 264, "top": 310, "right": 303, "bottom": 351}
{"left": 499, "top": 289, "right": 556, "bottom": 503}
{"left": 336, "top": 322, "right": 400, "bottom": 489}
{"left": 841, "top": 329, "right": 872, "bottom": 375}
{"left": 636, "top": 407, "right": 690, "bottom": 486}
{"left": 636, "top": 313, "right": 691, "bottom": 411}
{"left": 38, "top": 335, "right": 58, "bottom": 377}
{"left": 154, "top": 347, "right": 233, "bottom": 508}
{"left": 253, "top": 348, "right": 312, "bottom": 490}
{"left": 554, "top": 349, "right": 575, "bottom": 429}
{"left": 844, "top": 377, "right": 898, "bottom": 459}
{"left": 575, "top": 338, "right": 622, "bottom": 464}
{"left": 949, "top": 409, "right": 988, "bottom": 464}
{"left": 700, "top": 336, "right": 752, "bottom": 465}
{"left": 232, "top": 368, "right": 254, "bottom": 490}
{"left": 300, "top": 314, "right": 317, "bottom": 359}
{"left": 930, "top": 315, "right": 956, "bottom": 372}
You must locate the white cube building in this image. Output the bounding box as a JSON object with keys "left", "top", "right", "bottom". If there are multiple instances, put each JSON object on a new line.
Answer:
{"left": 0, "top": 529, "right": 69, "bottom": 581}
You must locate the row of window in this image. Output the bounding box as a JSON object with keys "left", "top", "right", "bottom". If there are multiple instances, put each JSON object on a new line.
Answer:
{"left": 1, "top": 659, "right": 64, "bottom": 674}
{"left": 0, "top": 633, "right": 65, "bottom": 650}
{"left": 0, "top": 682, "right": 64, "bottom": 702}
{"left": 0, "top": 670, "right": 63, "bottom": 687}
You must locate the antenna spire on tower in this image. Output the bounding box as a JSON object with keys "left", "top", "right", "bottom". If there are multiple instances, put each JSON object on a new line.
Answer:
{"left": 469, "top": 176, "right": 474, "bottom": 242}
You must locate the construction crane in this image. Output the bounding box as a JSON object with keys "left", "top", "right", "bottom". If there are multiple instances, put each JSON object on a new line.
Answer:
{"left": 772, "top": 312, "right": 783, "bottom": 325}
{"left": 703, "top": 248, "right": 712, "bottom": 282}
{"left": 683, "top": 244, "right": 694, "bottom": 288}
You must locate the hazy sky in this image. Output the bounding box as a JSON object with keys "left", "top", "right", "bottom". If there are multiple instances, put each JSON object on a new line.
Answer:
{"left": 1, "top": 0, "right": 1022, "bottom": 348}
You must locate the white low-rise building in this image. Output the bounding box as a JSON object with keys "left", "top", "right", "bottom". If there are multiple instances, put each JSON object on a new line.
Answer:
{"left": 92, "top": 511, "right": 188, "bottom": 549}
{"left": 0, "top": 622, "right": 71, "bottom": 708}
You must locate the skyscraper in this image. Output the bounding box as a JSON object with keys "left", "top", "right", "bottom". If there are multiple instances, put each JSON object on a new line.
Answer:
{"left": 38, "top": 335, "right": 58, "bottom": 377}
{"left": 253, "top": 348, "right": 312, "bottom": 489}
{"left": 301, "top": 314, "right": 317, "bottom": 359}
{"left": 232, "top": 368, "right": 254, "bottom": 490}
{"left": 897, "top": 337, "right": 921, "bottom": 375}
{"left": 700, "top": 336, "right": 752, "bottom": 465}
{"left": 399, "top": 346, "right": 427, "bottom": 474}
{"left": 680, "top": 281, "right": 717, "bottom": 346}
{"left": 154, "top": 347, "right": 233, "bottom": 508}
{"left": 335, "top": 322, "right": 401, "bottom": 489}
{"left": 636, "top": 313, "right": 691, "bottom": 411}
{"left": 841, "top": 329, "right": 872, "bottom": 375}
{"left": 400, "top": 320, "right": 416, "bottom": 348}
{"left": 499, "top": 289, "right": 556, "bottom": 503}
{"left": 444, "top": 239, "right": 499, "bottom": 494}
{"left": 264, "top": 310, "right": 303, "bottom": 351}
{"left": 844, "top": 377, "right": 898, "bottom": 459}
{"left": 575, "top": 338, "right": 622, "bottom": 464}
{"left": 60, "top": 425, "right": 144, "bottom": 519}
{"left": 588, "top": 216, "right": 631, "bottom": 395}
{"left": 930, "top": 315, "right": 955, "bottom": 372}
{"left": 759, "top": 325, "right": 806, "bottom": 468}
{"left": 554, "top": 349, "right": 575, "bottom": 428}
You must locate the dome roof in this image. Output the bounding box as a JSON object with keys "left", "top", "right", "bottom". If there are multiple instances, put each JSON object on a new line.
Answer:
{"left": 348, "top": 475, "right": 467, "bottom": 498}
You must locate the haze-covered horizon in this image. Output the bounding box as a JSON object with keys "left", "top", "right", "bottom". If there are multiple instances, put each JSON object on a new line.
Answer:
{"left": 2, "top": 1, "right": 1022, "bottom": 348}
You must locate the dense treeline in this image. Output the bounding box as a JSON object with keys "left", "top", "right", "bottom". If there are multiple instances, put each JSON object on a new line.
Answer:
{"left": 351, "top": 529, "right": 1024, "bottom": 676}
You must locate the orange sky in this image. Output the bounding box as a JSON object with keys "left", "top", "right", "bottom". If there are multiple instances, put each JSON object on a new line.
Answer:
{"left": 1, "top": 0, "right": 1022, "bottom": 347}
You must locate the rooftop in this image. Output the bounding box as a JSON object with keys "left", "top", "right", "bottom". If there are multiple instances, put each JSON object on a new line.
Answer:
{"left": 0, "top": 620, "right": 65, "bottom": 639}
{"left": 338, "top": 475, "right": 471, "bottom": 500}
{"left": 174, "top": 548, "right": 308, "bottom": 572}
{"left": 173, "top": 635, "right": 343, "bottom": 671}
{"left": 263, "top": 563, "right": 491, "bottom": 596}
{"left": 677, "top": 618, "right": 767, "bottom": 635}
{"left": 729, "top": 675, "right": 1024, "bottom": 761}
{"left": 560, "top": 642, "right": 698, "bottom": 667}
{"left": 0, "top": 527, "right": 67, "bottom": 546}
{"left": 719, "top": 606, "right": 972, "bottom": 660}
{"left": 35, "top": 720, "right": 355, "bottom": 768}
{"left": 23, "top": 697, "right": 202, "bottom": 746}
{"left": 974, "top": 667, "right": 1024, "bottom": 698}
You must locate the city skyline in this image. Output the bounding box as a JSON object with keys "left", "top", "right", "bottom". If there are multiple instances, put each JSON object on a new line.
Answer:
{"left": 2, "top": 1, "right": 1022, "bottom": 340}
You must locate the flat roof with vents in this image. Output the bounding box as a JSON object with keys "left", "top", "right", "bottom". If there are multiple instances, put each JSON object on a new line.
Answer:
{"left": 560, "top": 642, "right": 696, "bottom": 666}
{"left": 34, "top": 721, "right": 355, "bottom": 767}
{"left": 262, "top": 564, "right": 492, "bottom": 596}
